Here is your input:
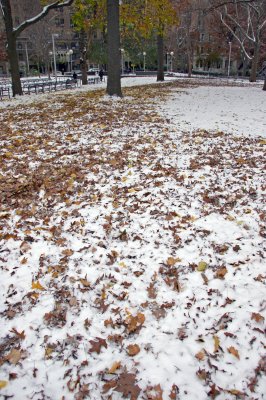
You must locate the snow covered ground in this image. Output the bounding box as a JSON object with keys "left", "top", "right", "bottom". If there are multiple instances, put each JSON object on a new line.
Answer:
{"left": 0, "top": 78, "right": 265, "bottom": 400}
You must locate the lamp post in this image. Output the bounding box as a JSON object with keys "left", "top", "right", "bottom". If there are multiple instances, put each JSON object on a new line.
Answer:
{"left": 120, "top": 48, "right": 125, "bottom": 75}
{"left": 227, "top": 41, "right": 232, "bottom": 78}
{"left": 68, "top": 49, "right": 73, "bottom": 72}
{"left": 170, "top": 51, "right": 174, "bottom": 72}
{"left": 143, "top": 51, "right": 146, "bottom": 72}
{"left": 52, "top": 33, "right": 59, "bottom": 78}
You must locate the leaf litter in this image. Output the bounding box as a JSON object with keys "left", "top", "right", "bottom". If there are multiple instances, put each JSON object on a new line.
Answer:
{"left": 0, "top": 80, "right": 265, "bottom": 399}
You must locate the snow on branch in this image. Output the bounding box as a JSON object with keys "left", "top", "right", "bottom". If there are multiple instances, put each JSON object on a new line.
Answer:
{"left": 13, "top": 0, "right": 74, "bottom": 37}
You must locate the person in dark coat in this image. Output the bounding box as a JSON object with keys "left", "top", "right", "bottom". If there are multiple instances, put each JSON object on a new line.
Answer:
{"left": 99, "top": 69, "right": 104, "bottom": 82}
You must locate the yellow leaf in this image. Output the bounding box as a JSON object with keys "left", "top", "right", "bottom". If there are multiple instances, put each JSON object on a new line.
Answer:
{"left": 45, "top": 347, "right": 54, "bottom": 358}
{"left": 119, "top": 262, "right": 126, "bottom": 268}
{"left": 0, "top": 381, "right": 8, "bottom": 389}
{"left": 197, "top": 261, "right": 208, "bottom": 272}
{"left": 213, "top": 336, "right": 220, "bottom": 352}
{"left": 228, "top": 346, "right": 240, "bottom": 359}
{"left": 122, "top": 177, "right": 128, "bottom": 182}
{"left": 108, "top": 361, "right": 121, "bottom": 374}
{"left": 166, "top": 257, "right": 181, "bottom": 266}
{"left": 259, "top": 139, "right": 266, "bottom": 145}
{"left": 31, "top": 281, "right": 45, "bottom": 291}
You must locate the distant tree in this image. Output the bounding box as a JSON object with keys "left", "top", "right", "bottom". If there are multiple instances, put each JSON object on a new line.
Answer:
{"left": 208, "top": 0, "right": 266, "bottom": 82}
{"left": 72, "top": 0, "right": 106, "bottom": 85}
{"left": 0, "top": 0, "right": 74, "bottom": 96}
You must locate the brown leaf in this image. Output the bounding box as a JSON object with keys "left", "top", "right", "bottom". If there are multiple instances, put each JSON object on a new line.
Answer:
{"left": 114, "top": 372, "right": 141, "bottom": 400}
{"left": 125, "top": 312, "right": 145, "bottom": 333}
{"left": 89, "top": 337, "right": 107, "bottom": 354}
{"left": 9, "top": 328, "right": 26, "bottom": 340}
{"left": 20, "top": 241, "right": 31, "bottom": 254}
{"left": 195, "top": 350, "right": 206, "bottom": 361}
{"left": 251, "top": 312, "right": 265, "bottom": 323}
{"left": 166, "top": 257, "right": 181, "bottom": 266}
{"left": 169, "top": 384, "right": 179, "bottom": 399}
{"left": 62, "top": 249, "right": 74, "bottom": 257}
{"left": 215, "top": 267, "right": 228, "bottom": 279}
{"left": 145, "top": 384, "right": 163, "bottom": 400}
{"left": 126, "top": 344, "right": 140, "bottom": 356}
{"left": 213, "top": 336, "right": 220, "bottom": 353}
{"left": 80, "top": 278, "right": 90, "bottom": 287}
{"left": 6, "top": 349, "right": 22, "bottom": 365}
{"left": 108, "top": 361, "right": 121, "bottom": 374}
{"left": 228, "top": 346, "right": 240, "bottom": 359}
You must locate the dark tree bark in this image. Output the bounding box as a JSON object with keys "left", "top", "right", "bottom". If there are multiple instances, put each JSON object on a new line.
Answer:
{"left": 80, "top": 30, "right": 88, "bottom": 85}
{"left": 106, "top": 0, "right": 122, "bottom": 97}
{"left": 157, "top": 33, "right": 164, "bottom": 82}
{"left": 1, "top": 0, "right": 22, "bottom": 95}
{"left": 249, "top": 42, "right": 260, "bottom": 82}
{"left": 0, "top": 0, "right": 74, "bottom": 96}
{"left": 263, "top": 74, "right": 266, "bottom": 91}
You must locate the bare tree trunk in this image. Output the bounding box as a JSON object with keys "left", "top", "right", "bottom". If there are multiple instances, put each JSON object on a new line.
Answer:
{"left": 249, "top": 43, "right": 259, "bottom": 82}
{"left": 80, "top": 30, "right": 88, "bottom": 85}
{"left": 106, "top": 0, "right": 122, "bottom": 97}
{"left": 263, "top": 75, "right": 266, "bottom": 91}
{"left": 2, "top": 0, "right": 23, "bottom": 96}
{"left": 157, "top": 33, "right": 164, "bottom": 82}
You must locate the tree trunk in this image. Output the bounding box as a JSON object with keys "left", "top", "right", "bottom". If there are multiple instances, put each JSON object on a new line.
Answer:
{"left": 249, "top": 43, "right": 259, "bottom": 82}
{"left": 106, "top": 0, "right": 122, "bottom": 97}
{"left": 2, "top": 0, "right": 23, "bottom": 96}
{"left": 80, "top": 30, "right": 88, "bottom": 85}
{"left": 263, "top": 75, "right": 266, "bottom": 91}
{"left": 157, "top": 33, "right": 164, "bottom": 82}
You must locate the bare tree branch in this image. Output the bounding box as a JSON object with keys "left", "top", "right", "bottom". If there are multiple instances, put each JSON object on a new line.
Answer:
{"left": 13, "top": 0, "right": 75, "bottom": 37}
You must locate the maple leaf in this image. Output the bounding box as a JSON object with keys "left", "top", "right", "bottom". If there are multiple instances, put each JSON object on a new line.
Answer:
{"left": 114, "top": 371, "right": 141, "bottom": 400}
{"left": 89, "top": 337, "right": 107, "bottom": 354}
{"left": 126, "top": 344, "right": 140, "bottom": 356}
{"left": 228, "top": 346, "right": 240, "bottom": 359}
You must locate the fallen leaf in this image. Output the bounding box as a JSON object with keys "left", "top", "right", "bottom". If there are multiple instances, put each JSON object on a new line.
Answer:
{"left": 62, "top": 249, "right": 74, "bottom": 257}
{"left": 145, "top": 384, "right": 163, "bottom": 400}
{"left": 228, "top": 346, "right": 240, "bottom": 359}
{"left": 213, "top": 336, "right": 220, "bottom": 352}
{"left": 108, "top": 361, "right": 121, "bottom": 374}
{"left": 215, "top": 267, "right": 228, "bottom": 279}
{"left": 251, "top": 312, "right": 265, "bottom": 323}
{"left": 166, "top": 257, "right": 181, "bottom": 266}
{"left": 195, "top": 350, "right": 205, "bottom": 361}
{"left": 0, "top": 381, "right": 8, "bottom": 389}
{"left": 89, "top": 337, "right": 107, "bottom": 354}
{"left": 80, "top": 278, "right": 90, "bottom": 287}
{"left": 31, "top": 281, "right": 45, "bottom": 291}
{"left": 197, "top": 261, "right": 208, "bottom": 272}
{"left": 6, "top": 349, "right": 22, "bottom": 365}
{"left": 126, "top": 344, "right": 140, "bottom": 356}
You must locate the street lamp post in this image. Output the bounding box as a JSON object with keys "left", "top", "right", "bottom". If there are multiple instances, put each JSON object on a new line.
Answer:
{"left": 121, "top": 48, "right": 125, "bottom": 75}
{"left": 52, "top": 33, "right": 59, "bottom": 78}
{"left": 143, "top": 52, "right": 146, "bottom": 72}
{"left": 68, "top": 49, "right": 73, "bottom": 72}
{"left": 228, "top": 41, "right": 232, "bottom": 78}
{"left": 170, "top": 51, "right": 174, "bottom": 72}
